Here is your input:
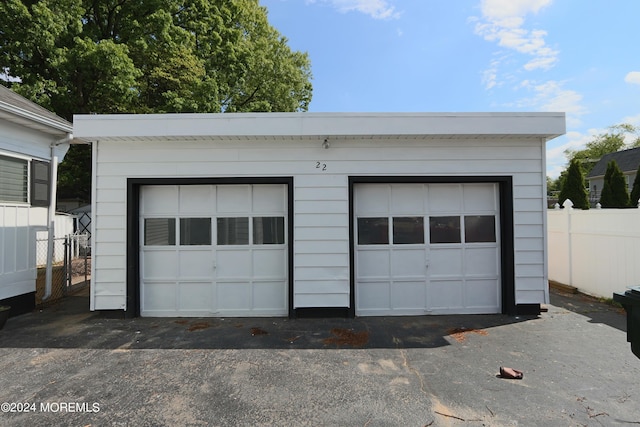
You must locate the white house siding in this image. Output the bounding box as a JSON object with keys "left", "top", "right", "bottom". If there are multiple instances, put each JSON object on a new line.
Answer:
{"left": 0, "top": 204, "right": 46, "bottom": 300}
{"left": 90, "top": 136, "right": 549, "bottom": 313}
{"left": 0, "top": 125, "right": 63, "bottom": 302}
{"left": 513, "top": 171, "right": 548, "bottom": 304}
{"left": 0, "top": 120, "right": 67, "bottom": 160}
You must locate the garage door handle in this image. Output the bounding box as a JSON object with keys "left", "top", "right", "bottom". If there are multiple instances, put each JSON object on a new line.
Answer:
{"left": 425, "top": 260, "right": 430, "bottom": 269}
{"left": 212, "top": 261, "right": 217, "bottom": 270}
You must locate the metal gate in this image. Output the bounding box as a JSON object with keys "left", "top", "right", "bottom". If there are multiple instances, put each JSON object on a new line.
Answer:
{"left": 35, "top": 232, "right": 90, "bottom": 306}
{"left": 63, "top": 233, "right": 91, "bottom": 294}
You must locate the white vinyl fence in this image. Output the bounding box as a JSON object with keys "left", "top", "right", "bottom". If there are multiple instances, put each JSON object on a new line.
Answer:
{"left": 547, "top": 200, "right": 640, "bottom": 299}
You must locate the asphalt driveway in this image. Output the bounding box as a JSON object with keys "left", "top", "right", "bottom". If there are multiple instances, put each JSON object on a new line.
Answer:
{"left": 0, "top": 287, "right": 638, "bottom": 426}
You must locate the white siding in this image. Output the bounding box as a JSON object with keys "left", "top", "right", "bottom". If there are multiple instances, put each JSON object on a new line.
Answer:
{"left": 91, "top": 136, "right": 549, "bottom": 311}
{"left": 0, "top": 120, "right": 67, "bottom": 160}
{"left": 0, "top": 205, "right": 46, "bottom": 299}
{"left": 0, "top": 113, "right": 69, "bottom": 302}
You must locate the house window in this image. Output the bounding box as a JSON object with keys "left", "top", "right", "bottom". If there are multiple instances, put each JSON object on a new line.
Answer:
{"left": 0, "top": 154, "right": 28, "bottom": 203}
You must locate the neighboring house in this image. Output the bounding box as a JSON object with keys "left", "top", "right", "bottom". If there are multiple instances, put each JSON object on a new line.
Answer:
{"left": 0, "top": 85, "right": 73, "bottom": 315}
{"left": 74, "top": 112, "right": 565, "bottom": 318}
{"left": 586, "top": 146, "right": 640, "bottom": 204}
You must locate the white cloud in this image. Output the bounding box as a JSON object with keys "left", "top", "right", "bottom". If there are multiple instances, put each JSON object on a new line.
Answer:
{"left": 482, "top": 66, "right": 498, "bottom": 90}
{"left": 306, "top": 0, "right": 400, "bottom": 19}
{"left": 480, "top": 0, "right": 552, "bottom": 20}
{"left": 512, "top": 80, "right": 587, "bottom": 127}
{"left": 625, "top": 71, "right": 640, "bottom": 85}
{"left": 622, "top": 113, "right": 640, "bottom": 126}
{"left": 546, "top": 130, "right": 597, "bottom": 178}
{"left": 473, "top": 0, "right": 558, "bottom": 89}
{"left": 480, "top": 53, "right": 512, "bottom": 90}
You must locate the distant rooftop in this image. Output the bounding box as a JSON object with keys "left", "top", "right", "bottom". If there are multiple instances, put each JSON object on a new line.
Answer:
{"left": 587, "top": 146, "right": 640, "bottom": 178}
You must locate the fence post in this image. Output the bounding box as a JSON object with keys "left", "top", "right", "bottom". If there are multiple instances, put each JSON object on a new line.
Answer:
{"left": 562, "top": 199, "right": 574, "bottom": 286}
{"left": 66, "top": 236, "right": 72, "bottom": 294}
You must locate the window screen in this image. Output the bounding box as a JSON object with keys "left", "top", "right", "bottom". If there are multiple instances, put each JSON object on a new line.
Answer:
{"left": 253, "top": 217, "right": 285, "bottom": 244}
{"left": 0, "top": 155, "right": 28, "bottom": 203}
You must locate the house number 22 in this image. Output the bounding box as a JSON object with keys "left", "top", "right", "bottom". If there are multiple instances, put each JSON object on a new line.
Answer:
{"left": 316, "top": 162, "right": 327, "bottom": 171}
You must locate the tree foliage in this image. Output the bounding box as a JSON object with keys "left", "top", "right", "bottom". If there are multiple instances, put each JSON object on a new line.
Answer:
{"left": 0, "top": 0, "right": 313, "bottom": 202}
{"left": 599, "top": 160, "right": 629, "bottom": 208}
{"left": 558, "top": 159, "right": 589, "bottom": 209}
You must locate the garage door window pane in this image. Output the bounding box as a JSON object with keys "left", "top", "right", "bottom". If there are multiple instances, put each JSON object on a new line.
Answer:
{"left": 393, "top": 217, "right": 424, "bottom": 244}
{"left": 358, "top": 217, "right": 389, "bottom": 245}
{"left": 429, "top": 216, "right": 461, "bottom": 244}
{"left": 254, "top": 217, "right": 285, "bottom": 244}
{"left": 180, "top": 218, "right": 211, "bottom": 245}
{"left": 217, "top": 217, "right": 249, "bottom": 245}
{"left": 464, "top": 215, "right": 496, "bottom": 243}
{"left": 145, "top": 218, "right": 176, "bottom": 246}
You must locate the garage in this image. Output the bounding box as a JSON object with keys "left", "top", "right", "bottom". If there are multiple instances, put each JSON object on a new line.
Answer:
{"left": 139, "top": 183, "right": 289, "bottom": 317}
{"left": 354, "top": 182, "right": 501, "bottom": 315}
{"left": 74, "top": 112, "right": 565, "bottom": 317}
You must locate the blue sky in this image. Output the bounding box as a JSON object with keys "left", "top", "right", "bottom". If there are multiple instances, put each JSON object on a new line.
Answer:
{"left": 260, "top": 0, "right": 640, "bottom": 178}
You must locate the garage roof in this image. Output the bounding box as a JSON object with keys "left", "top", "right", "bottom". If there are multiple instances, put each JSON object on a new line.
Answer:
{"left": 73, "top": 112, "right": 565, "bottom": 142}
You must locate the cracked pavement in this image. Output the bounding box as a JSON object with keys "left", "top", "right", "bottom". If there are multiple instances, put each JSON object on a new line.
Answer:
{"left": 0, "top": 288, "right": 638, "bottom": 426}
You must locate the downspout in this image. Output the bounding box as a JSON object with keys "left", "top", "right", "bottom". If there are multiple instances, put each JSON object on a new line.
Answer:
{"left": 44, "top": 133, "right": 73, "bottom": 301}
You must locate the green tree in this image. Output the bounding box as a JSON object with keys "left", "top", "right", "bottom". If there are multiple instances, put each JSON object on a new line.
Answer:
{"left": 558, "top": 159, "right": 589, "bottom": 209}
{"left": 0, "top": 0, "right": 313, "bottom": 202}
{"left": 630, "top": 164, "right": 640, "bottom": 207}
{"left": 599, "top": 160, "right": 629, "bottom": 208}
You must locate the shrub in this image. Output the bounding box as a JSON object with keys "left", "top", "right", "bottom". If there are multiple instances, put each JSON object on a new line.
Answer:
{"left": 600, "top": 160, "right": 629, "bottom": 208}
{"left": 629, "top": 163, "right": 640, "bottom": 207}
{"left": 559, "top": 159, "right": 589, "bottom": 209}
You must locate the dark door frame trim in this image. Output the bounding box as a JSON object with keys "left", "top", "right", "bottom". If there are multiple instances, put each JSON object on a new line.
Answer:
{"left": 348, "top": 176, "right": 516, "bottom": 317}
{"left": 126, "top": 177, "right": 295, "bottom": 318}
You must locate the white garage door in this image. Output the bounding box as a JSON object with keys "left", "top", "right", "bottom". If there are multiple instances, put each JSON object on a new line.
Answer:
{"left": 355, "top": 183, "right": 501, "bottom": 316}
{"left": 140, "top": 184, "right": 288, "bottom": 317}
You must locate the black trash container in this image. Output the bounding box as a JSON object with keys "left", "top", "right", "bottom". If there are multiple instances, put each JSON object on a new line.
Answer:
{"left": 613, "top": 287, "right": 640, "bottom": 359}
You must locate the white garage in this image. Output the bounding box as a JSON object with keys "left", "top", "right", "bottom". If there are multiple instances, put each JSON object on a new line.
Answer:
{"left": 354, "top": 182, "right": 500, "bottom": 315}
{"left": 74, "top": 112, "right": 565, "bottom": 318}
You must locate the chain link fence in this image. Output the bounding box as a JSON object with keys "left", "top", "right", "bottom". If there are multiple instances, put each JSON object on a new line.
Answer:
{"left": 36, "top": 233, "right": 91, "bottom": 307}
